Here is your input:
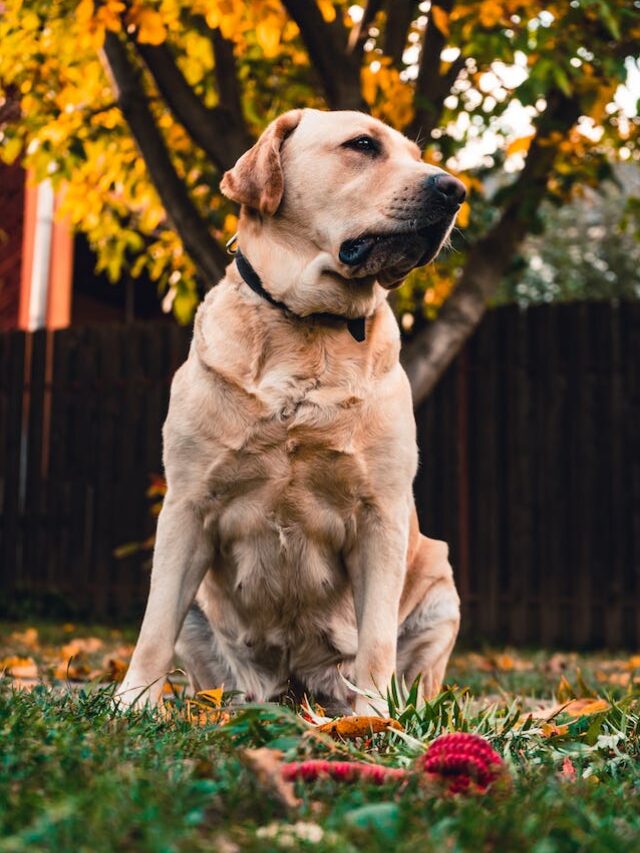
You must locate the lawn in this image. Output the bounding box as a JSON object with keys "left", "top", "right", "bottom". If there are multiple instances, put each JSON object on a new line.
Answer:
{"left": 1, "top": 623, "right": 639, "bottom": 852}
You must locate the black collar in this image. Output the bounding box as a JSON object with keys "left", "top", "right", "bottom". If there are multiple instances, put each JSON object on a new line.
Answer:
{"left": 235, "top": 249, "right": 367, "bottom": 343}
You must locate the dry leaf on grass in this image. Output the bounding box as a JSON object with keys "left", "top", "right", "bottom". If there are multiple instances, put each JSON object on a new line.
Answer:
{"left": 185, "top": 687, "right": 229, "bottom": 725}
{"left": 564, "top": 698, "right": 610, "bottom": 717}
{"left": 54, "top": 655, "right": 92, "bottom": 681}
{"left": 243, "top": 748, "right": 300, "bottom": 809}
{"left": 60, "top": 637, "right": 103, "bottom": 658}
{"left": 315, "top": 716, "right": 403, "bottom": 739}
{"left": 9, "top": 628, "right": 39, "bottom": 649}
{"left": 0, "top": 655, "right": 38, "bottom": 679}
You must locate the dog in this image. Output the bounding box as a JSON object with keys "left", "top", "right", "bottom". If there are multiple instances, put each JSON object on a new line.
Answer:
{"left": 118, "top": 109, "right": 462, "bottom": 714}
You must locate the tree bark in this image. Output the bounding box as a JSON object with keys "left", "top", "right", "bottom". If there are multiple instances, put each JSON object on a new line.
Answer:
{"left": 406, "top": 0, "right": 459, "bottom": 142}
{"left": 402, "top": 90, "right": 581, "bottom": 406}
{"left": 281, "top": 0, "right": 367, "bottom": 111}
{"left": 134, "top": 39, "right": 252, "bottom": 172}
{"left": 102, "top": 32, "right": 228, "bottom": 286}
{"left": 383, "top": 0, "right": 417, "bottom": 67}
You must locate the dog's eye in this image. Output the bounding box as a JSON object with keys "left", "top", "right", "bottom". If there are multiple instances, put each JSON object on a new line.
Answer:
{"left": 343, "top": 135, "right": 380, "bottom": 155}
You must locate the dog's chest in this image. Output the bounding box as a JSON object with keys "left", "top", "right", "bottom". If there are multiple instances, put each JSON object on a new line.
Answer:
{"left": 208, "top": 362, "right": 373, "bottom": 613}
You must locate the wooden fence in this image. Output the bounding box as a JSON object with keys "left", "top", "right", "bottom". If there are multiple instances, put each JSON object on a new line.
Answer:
{"left": 1, "top": 303, "right": 639, "bottom": 646}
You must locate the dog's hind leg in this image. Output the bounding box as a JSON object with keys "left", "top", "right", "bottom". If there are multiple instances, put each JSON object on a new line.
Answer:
{"left": 397, "top": 534, "right": 460, "bottom": 701}
{"left": 175, "top": 603, "right": 234, "bottom": 694}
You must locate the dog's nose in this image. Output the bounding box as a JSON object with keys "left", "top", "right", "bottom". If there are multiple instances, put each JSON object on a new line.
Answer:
{"left": 427, "top": 173, "right": 466, "bottom": 206}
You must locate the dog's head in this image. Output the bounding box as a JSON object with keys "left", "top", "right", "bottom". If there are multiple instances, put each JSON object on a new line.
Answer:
{"left": 221, "top": 109, "right": 465, "bottom": 300}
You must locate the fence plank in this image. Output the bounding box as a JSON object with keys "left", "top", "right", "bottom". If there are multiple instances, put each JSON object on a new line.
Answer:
{"left": 0, "top": 332, "right": 25, "bottom": 596}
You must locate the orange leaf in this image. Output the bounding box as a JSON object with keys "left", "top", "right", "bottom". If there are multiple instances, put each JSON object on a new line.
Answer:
{"left": 430, "top": 6, "right": 450, "bottom": 38}
{"left": 0, "top": 656, "right": 38, "bottom": 679}
{"left": 196, "top": 687, "right": 224, "bottom": 707}
{"left": 61, "top": 637, "right": 103, "bottom": 658}
{"left": 564, "top": 698, "right": 610, "bottom": 717}
{"left": 541, "top": 722, "right": 569, "bottom": 737}
{"left": 127, "top": 5, "right": 167, "bottom": 45}
{"left": 316, "top": 716, "right": 403, "bottom": 739}
{"left": 9, "top": 627, "right": 39, "bottom": 649}
{"left": 506, "top": 135, "right": 534, "bottom": 157}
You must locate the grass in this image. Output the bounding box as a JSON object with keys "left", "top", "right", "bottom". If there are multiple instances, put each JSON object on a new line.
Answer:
{"left": 1, "top": 623, "right": 640, "bottom": 852}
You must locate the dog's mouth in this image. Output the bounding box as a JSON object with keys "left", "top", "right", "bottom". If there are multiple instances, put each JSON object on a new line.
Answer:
{"left": 338, "top": 213, "right": 457, "bottom": 287}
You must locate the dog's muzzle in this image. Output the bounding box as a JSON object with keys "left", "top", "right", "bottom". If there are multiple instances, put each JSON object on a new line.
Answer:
{"left": 339, "top": 173, "right": 466, "bottom": 267}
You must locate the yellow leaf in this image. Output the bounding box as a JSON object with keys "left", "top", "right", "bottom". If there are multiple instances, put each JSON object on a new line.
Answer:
{"left": 455, "top": 201, "right": 470, "bottom": 228}
{"left": 196, "top": 687, "right": 224, "bottom": 707}
{"left": 506, "top": 135, "right": 534, "bottom": 157}
{"left": 0, "top": 656, "right": 38, "bottom": 679}
{"left": 317, "top": 0, "right": 336, "bottom": 23}
{"left": 128, "top": 5, "right": 167, "bottom": 45}
{"left": 76, "top": 0, "right": 94, "bottom": 27}
{"left": 430, "top": 6, "right": 450, "bottom": 39}
{"left": 541, "top": 722, "right": 569, "bottom": 737}
{"left": 564, "top": 698, "right": 610, "bottom": 717}
{"left": 255, "top": 19, "right": 281, "bottom": 58}
{"left": 556, "top": 675, "right": 574, "bottom": 703}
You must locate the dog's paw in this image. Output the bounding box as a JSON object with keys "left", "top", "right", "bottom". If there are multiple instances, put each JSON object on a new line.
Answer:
{"left": 114, "top": 675, "right": 163, "bottom": 711}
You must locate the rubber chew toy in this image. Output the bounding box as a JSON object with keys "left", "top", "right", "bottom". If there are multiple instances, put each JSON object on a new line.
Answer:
{"left": 282, "top": 732, "right": 506, "bottom": 795}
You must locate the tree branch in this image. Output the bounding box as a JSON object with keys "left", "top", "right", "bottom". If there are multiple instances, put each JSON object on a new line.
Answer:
{"left": 402, "top": 91, "right": 582, "bottom": 406}
{"left": 280, "top": 0, "right": 367, "bottom": 110}
{"left": 209, "top": 27, "right": 246, "bottom": 125}
{"left": 383, "top": 0, "right": 417, "bottom": 67}
{"left": 102, "top": 32, "right": 228, "bottom": 285}
{"left": 407, "top": 0, "right": 458, "bottom": 141}
{"left": 347, "top": 0, "right": 383, "bottom": 56}
{"left": 133, "top": 39, "right": 251, "bottom": 172}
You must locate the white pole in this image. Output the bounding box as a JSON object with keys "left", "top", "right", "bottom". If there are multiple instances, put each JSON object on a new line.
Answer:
{"left": 27, "top": 179, "right": 54, "bottom": 330}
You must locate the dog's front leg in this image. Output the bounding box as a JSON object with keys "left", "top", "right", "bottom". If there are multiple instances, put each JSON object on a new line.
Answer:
{"left": 117, "top": 497, "right": 213, "bottom": 707}
{"left": 346, "top": 507, "right": 409, "bottom": 716}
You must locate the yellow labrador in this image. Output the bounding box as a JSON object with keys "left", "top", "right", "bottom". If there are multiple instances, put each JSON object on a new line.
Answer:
{"left": 119, "top": 109, "right": 462, "bottom": 713}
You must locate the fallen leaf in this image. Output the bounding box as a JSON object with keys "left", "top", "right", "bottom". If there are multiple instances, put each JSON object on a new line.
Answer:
{"left": 0, "top": 655, "right": 38, "bottom": 679}
{"left": 9, "top": 627, "right": 39, "bottom": 649}
{"left": 555, "top": 675, "right": 574, "bottom": 703}
{"left": 243, "top": 748, "right": 300, "bottom": 809}
{"left": 54, "top": 655, "right": 92, "bottom": 681}
{"left": 315, "top": 716, "right": 403, "bottom": 739}
{"left": 196, "top": 687, "right": 224, "bottom": 707}
{"left": 100, "top": 657, "right": 128, "bottom": 682}
{"left": 564, "top": 698, "right": 610, "bottom": 717}
{"left": 541, "top": 722, "right": 570, "bottom": 737}
{"left": 60, "top": 637, "right": 103, "bottom": 658}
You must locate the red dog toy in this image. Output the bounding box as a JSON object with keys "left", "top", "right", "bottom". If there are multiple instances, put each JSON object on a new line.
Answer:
{"left": 282, "top": 732, "right": 506, "bottom": 795}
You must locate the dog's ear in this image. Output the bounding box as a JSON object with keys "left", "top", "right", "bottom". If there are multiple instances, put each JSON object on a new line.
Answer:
{"left": 220, "top": 110, "right": 303, "bottom": 215}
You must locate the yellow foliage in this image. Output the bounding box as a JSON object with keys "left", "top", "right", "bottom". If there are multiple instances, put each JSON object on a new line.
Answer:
{"left": 361, "top": 59, "right": 414, "bottom": 129}
{"left": 317, "top": 0, "right": 337, "bottom": 23}
{"left": 255, "top": 18, "right": 281, "bottom": 58}
{"left": 128, "top": 5, "right": 168, "bottom": 45}
{"left": 506, "top": 135, "right": 534, "bottom": 157}
{"left": 478, "top": 0, "right": 504, "bottom": 27}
